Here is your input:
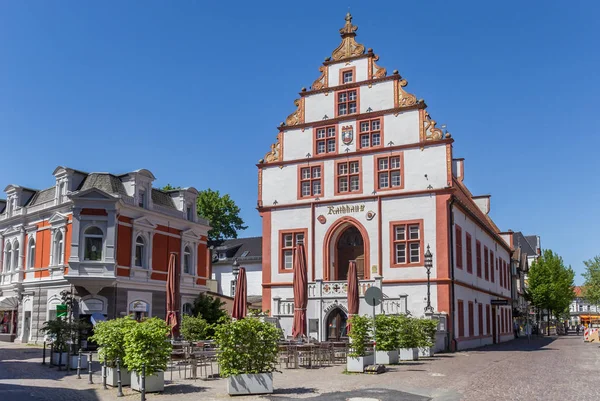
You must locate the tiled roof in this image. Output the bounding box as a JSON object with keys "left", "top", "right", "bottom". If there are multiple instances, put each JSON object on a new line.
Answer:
{"left": 211, "top": 236, "right": 262, "bottom": 263}
{"left": 574, "top": 286, "right": 583, "bottom": 297}
{"left": 513, "top": 232, "right": 536, "bottom": 256}
{"left": 80, "top": 174, "right": 128, "bottom": 197}
{"left": 452, "top": 179, "right": 509, "bottom": 250}
{"left": 524, "top": 235, "right": 539, "bottom": 252}
{"left": 29, "top": 187, "right": 56, "bottom": 206}
{"left": 151, "top": 189, "right": 176, "bottom": 208}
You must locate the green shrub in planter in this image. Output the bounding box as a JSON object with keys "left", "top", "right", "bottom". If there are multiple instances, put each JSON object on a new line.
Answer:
{"left": 180, "top": 314, "right": 208, "bottom": 343}
{"left": 89, "top": 316, "right": 137, "bottom": 367}
{"left": 396, "top": 315, "right": 420, "bottom": 349}
{"left": 417, "top": 318, "right": 438, "bottom": 348}
{"left": 123, "top": 318, "right": 172, "bottom": 376}
{"left": 374, "top": 314, "right": 400, "bottom": 351}
{"left": 214, "top": 316, "right": 280, "bottom": 377}
{"left": 41, "top": 318, "right": 70, "bottom": 352}
{"left": 348, "top": 315, "right": 372, "bottom": 357}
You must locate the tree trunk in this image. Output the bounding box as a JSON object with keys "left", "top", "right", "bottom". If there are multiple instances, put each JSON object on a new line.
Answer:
{"left": 547, "top": 309, "right": 550, "bottom": 336}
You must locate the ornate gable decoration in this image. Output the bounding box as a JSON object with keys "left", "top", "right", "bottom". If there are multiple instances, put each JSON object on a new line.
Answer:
{"left": 331, "top": 13, "right": 365, "bottom": 61}
{"left": 285, "top": 98, "right": 305, "bottom": 126}
{"left": 423, "top": 111, "right": 450, "bottom": 141}
{"left": 263, "top": 133, "right": 282, "bottom": 164}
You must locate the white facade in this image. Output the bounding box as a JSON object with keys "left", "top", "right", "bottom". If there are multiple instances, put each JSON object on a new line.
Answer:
{"left": 257, "top": 14, "right": 515, "bottom": 350}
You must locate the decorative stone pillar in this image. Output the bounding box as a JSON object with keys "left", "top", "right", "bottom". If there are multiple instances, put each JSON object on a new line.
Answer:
{"left": 69, "top": 208, "right": 81, "bottom": 264}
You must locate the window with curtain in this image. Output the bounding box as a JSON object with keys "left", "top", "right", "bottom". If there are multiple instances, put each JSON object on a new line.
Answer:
{"left": 53, "top": 231, "right": 64, "bottom": 265}
{"left": 84, "top": 226, "right": 104, "bottom": 261}
{"left": 183, "top": 246, "right": 192, "bottom": 274}
{"left": 12, "top": 241, "right": 19, "bottom": 271}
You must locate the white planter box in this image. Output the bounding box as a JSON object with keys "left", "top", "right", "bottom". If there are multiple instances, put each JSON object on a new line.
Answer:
{"left": 227, "top": 373, "right": 273, "bottom": 395}
{"left": 375, "top": 350, "right": 399, "bottom": 365}
{"left": 69, "top": 354, "right": 88, "bottom": 370}
{"left": 51, "top": 352, "right": 67, "bottom": 366}
{"left": 346, "top": 353, "right": 374, "bottom": 372}
{"left": 106, "top": 367, "right": 131, "bottom": 387}
{"left": 418, "top": 347, "right": 434, "bottom": 358}
{"left": 399, "top": 348, "right": 419, "bottom": 361}
{"left": 131, "top": 371, "right": 164, "bottom": 393}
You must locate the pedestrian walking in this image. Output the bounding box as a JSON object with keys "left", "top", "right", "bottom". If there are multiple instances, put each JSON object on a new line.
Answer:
{"left": 576, "top": 325, "right": 580, "bottom": 335}
{"left": 513, "top": 321, "right": 519, "bottom": 338}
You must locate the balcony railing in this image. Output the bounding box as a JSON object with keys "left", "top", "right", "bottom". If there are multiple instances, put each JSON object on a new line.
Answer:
{"left": 308, "top": 279, "right": 376, "bottom": 299}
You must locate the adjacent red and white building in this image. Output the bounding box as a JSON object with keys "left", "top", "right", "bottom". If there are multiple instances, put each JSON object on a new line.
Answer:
{"left": 0, "top": 167, "right": 210, "bottom": 343}
{"left": 257, "top": 14, "right": 513, "bottom": 350}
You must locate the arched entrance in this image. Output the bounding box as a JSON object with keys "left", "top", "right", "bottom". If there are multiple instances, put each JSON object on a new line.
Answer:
{"left": 326, "top": 308, "right": 348, "bottom": 341}
{"left": 336, "top": 226, "right": 365, "bottom": 280}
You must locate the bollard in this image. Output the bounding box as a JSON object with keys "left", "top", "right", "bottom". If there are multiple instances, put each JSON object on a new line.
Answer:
{"left": 42, "top": 341, "right": 47, "bottom": 365}
{"left": 58, "top": 350, "right": 63, "bottom": 372}
{"left": 117, "top": 358, "right": 123, "bottom": 397}
{"left": 49, "top": 343, "right": 54, "bottom": 367}
{"left": 141, "top": 364, "right": 146, "bottom": 401}
{"left": 102, "top": 355, "right": 108, "bottom": 390}
{"left": 116, "top": 357, "right": 123, "bottom": 397}
{"left": 88, "top": 352, "right": 94, "bottom": 384}
{"left": 77, "top": 350, "right": 82, "bottom": 379}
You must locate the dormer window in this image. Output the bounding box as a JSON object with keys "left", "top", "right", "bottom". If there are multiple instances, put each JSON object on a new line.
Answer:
{"left": 219, "top": 252, "right": 226, "bottom": 260}
{"left": 59, "top": 182, "right": 67, "bottom": 203}
{"left": 138, "top": 189, "right": 146, "bottom": 208}
{"left": 186, "top": 203, "right": 193, "bottom": 221}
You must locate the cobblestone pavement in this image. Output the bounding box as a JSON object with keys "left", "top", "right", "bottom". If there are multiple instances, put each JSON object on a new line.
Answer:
{"left": 1, "top": 334, "right": 599, "bottom": 401}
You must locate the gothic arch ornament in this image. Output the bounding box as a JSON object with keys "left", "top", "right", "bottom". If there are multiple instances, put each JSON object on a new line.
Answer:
{"left": 322, "top": 216, "right": 371, "bottom": 281}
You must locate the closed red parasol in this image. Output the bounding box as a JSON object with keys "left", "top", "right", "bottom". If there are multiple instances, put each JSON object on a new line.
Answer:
{"left": 292, "top": 243, "right": 308, "bottom": 339}
{"left": 347, "top": 260, "right": 359, "bottom": 329}
{"left": 232, "top": 267, "right": 247, "bottom": 320}
{"left": 165, "top": 253, "right": 180, "bottom": 338}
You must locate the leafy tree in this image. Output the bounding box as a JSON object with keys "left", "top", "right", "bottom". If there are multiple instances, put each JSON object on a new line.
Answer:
{"left": 89, "top": 317, "right": 137, "bottom": 367}
{"left": 161, "top": 186, "right": 247, "bottom": 241}
{"left": 180, "top": 314, "right": 209, "bottom": 342}
{"left": 582, "top": 256, "right": 600, "bottom": 307}
{"left": 191, "top": 293, "right": 228, "bottom": 337}
{"left": 197, "top": 188, "right": 247, "bottom": 241}
{"left": 528, "top": 249, "right": 575, "bottom": 334}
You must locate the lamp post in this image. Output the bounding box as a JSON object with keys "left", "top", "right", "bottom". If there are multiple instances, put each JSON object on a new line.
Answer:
{"left": 232, "top": 258, "right": 240, "bottom": 297}
{"left": 424, "top": 245, "right": 434, "bottom": 314}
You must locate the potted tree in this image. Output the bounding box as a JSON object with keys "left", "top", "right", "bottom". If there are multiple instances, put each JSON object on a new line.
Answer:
{"left": 41, "top": 318, "right": 70, "bottom": 366}
{"left": 214, "top": 316, "right": 280, "bottom": 395}
{"left": 346, "top": 315, "right": 374, "bottom": 372}
{"left": 417, "top": 318, "right": 438, "bottom": 358}
{"left": 67, "top": 318, "right": 91, "bottom": 369}
{"left": 89, "top": 316, "right": 136, "bottom": 386}
{"left": 180, "top": 314, "right": 208, "bottom": 345}
{"left": 374, "top": 314, "right": 399, "bottom": 364}
{"left": 123, "top": 318, "right": 172, "bottom": 393}
{"left": 397, "top": 315, "right": 419, "bottom": 361}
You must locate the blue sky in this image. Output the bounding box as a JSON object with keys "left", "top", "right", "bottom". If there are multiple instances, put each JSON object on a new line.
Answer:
{"left": 1, "top": 1, "right": 598, "bottom": 283}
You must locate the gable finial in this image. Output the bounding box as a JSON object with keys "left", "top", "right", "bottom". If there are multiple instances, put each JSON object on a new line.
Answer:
{"left": 331, "top": 12, "right": 365, "bottom": 61}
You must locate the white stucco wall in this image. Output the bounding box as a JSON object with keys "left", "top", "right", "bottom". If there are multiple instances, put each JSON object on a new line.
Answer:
{"left": 327, "top": 58, "right": 369, "bottom": 86}
{"left": 211, "top": 262, "right": 262, "bottom": 297}
{"left": 283, "top": 128, "right": 310, "bottom": 161}
{"left": 269, "top": 207, "right": 312, "bottom": 283}
{"left": 359, "top": 81, "right": 394, "bottom": 112}
{"left": 305, "top": 93, "right": 334, "bottom": 123}
{"left": 383, "top": 110, "right": 420, "bottom": 145}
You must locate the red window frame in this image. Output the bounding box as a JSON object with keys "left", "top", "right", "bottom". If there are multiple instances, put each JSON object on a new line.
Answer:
{"left": 490, "top": 251, "right": 495, "bottom": 283}
{"left": 297, "top": 163, "right": 324, "bottom": 199}
{"left": 313, "top": 126, "right": 337, "bottom": 156}
{"left": 455, "top": 225, "right": 463, "bottom": 269}
{"left": 335, "top": 88, "right": 359, "bottom": 117}
{"left": 476, "top": 240, "right": 482, "bottom": 278}
{"left": 468, "top": 301, "right": 474, "bottom": 337}
{"left": 339, "top": 67, "right": 356, "bottom": 84}
{"left": 466, "top": 233, "right": 473, "bottom": 274}
{"left": 335, "top": 159, "right": 362, "bottom": 195}
{"left": 458, "top": 300, "right": 465, "bottom": 338}
{"left": 478, "top": 303, "right": 483, "bottom": 336}
{"left": 357, "top": 117, "right": 383, "bottom": 150}
{"left": 486, "top": 304, "right": 491, "bottom": 335}
{"left": 389, "top": 220, "right": 424, "bottom": 267}
{"left": 484, "top": 246, "right": 489, "bottom": 281}
{"left": 278, "top": 229, "right": 308, "bottom": 274}
{"left": 375, "top": 153, "right": 404, "bottom": 191}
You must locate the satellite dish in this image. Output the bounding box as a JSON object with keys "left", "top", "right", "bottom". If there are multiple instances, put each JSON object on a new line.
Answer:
{"left": 364, "top": 286, "right": 383, "bottom": 307}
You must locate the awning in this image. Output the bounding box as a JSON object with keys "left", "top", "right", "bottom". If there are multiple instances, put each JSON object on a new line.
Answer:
{"left": 0, "top": 296, "right": 18, "bottom": 310}
{"left": 90, "top": 313, "right": 106, "bottom": 326}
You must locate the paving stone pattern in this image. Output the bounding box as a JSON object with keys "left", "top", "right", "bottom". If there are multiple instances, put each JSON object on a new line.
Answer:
{"left": 0, "top": 334, "right": 598, "bottom": 401}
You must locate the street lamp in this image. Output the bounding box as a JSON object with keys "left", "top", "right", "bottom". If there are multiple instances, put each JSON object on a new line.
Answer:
{"left": 232, "top": 258, "right": 240, "bottom": 296}
{"left": 424, "top": 245, "right": 434, "bottom": 314}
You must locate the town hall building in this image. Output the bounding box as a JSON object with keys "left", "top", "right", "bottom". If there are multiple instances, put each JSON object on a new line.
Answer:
{"left": 257, "top": 13, "right": 513, "bottom": 351}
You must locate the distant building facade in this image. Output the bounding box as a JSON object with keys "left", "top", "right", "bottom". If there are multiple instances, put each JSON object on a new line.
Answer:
{"left": 210, "top": 236, "right": 262, "bottom": 298}
{"left": 0, "top": 167, "right": 210, "bottom": 343}
{"left": 570, "top": 287, "right": 600, "bottom": 328}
